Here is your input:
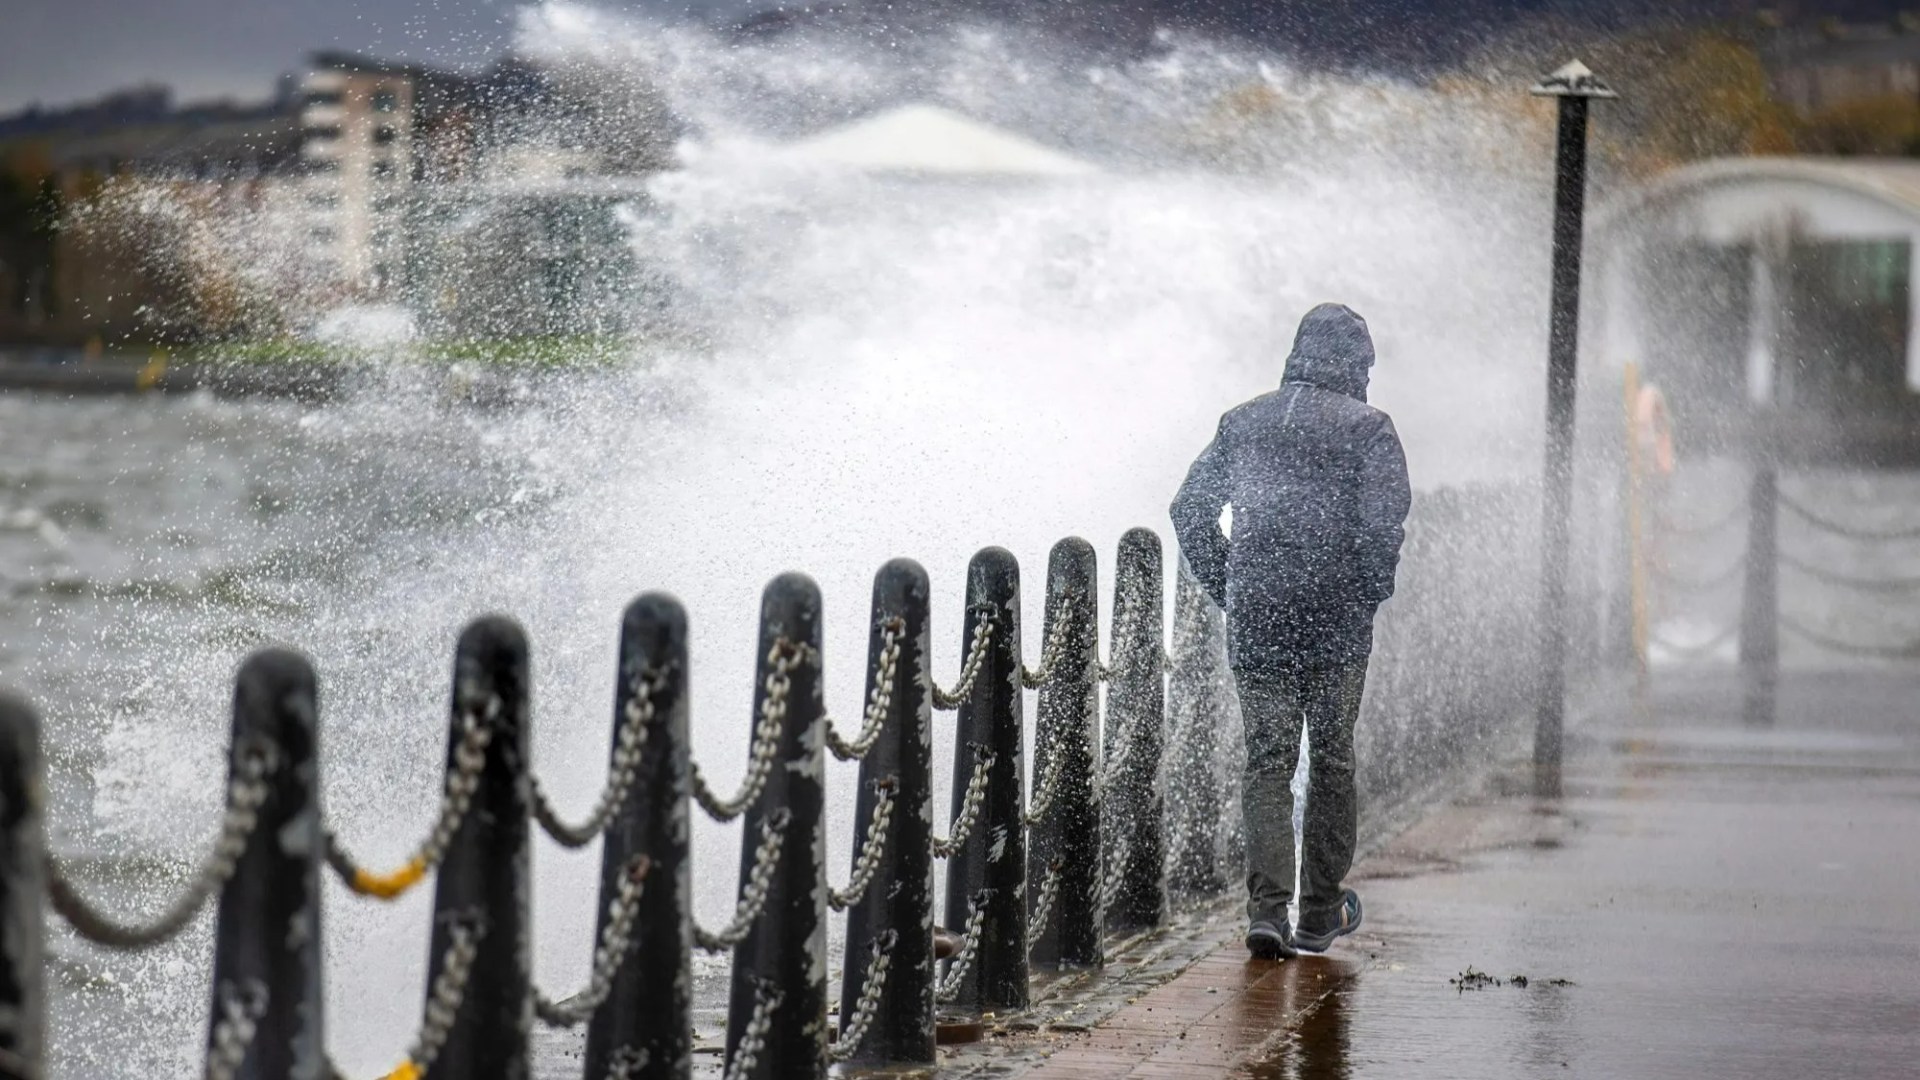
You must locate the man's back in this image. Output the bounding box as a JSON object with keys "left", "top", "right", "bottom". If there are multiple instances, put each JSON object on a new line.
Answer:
{"left": 1170, "top": 303, "right": 1411, "bottom": 670}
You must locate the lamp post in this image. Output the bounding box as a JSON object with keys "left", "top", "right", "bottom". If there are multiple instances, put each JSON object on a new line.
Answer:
{"left": 1530, "top": 60, "right": 1614, "bottom": 797}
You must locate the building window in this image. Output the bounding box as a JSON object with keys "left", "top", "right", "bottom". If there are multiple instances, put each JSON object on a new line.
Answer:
{"left": 303, "top": 124, "right": 342, "bottom": 140}
{"left": 310, "top": 226, "right": 336, "bottom": 242}
{"left": 374, "top": 125, "right": 399, "bottom": 145}
{"left": 372, "top": 159, "right": 395, "bottom": 179}
{"left": 373, "top": 89, "right": 398, "bottom": 112}
{"left": 306, "top": 90, "right": 344, "bottom": 106}
{"left": 306, "top": 192, "right": 338, "bottom": 208}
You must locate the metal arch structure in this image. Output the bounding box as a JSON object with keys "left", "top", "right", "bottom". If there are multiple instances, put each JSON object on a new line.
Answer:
{"left": 1589, "top": 156, "right": 1920, "bottom": 467}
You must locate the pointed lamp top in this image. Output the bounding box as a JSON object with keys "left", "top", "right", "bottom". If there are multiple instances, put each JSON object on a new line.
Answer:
{"left": 1531, "top": 60, "right": 1617, "bottom": 99}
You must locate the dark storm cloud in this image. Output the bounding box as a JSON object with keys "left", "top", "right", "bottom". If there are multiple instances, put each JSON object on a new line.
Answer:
{"left": 0, "top": 0, "right": 752, "bottom": 113}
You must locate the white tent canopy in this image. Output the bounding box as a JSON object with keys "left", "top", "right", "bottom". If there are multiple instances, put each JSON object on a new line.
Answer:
{"left": 780, "top": 103, "right": 1097, "bottom": 178}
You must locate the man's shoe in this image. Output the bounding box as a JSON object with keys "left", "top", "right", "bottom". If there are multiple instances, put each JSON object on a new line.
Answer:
{"left": 1294, "top": 889, "right": 1363, "bottom": 954}
{"left": 1245, "top": 920, "right": 1296, "bottom": 959}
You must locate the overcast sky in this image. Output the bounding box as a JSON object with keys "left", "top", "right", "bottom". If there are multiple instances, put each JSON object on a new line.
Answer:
{"left": 0, "top": 0, "right": 749, "bottom": 114}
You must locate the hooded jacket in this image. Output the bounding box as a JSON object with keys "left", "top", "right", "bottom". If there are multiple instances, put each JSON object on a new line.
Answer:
{"left": 1170, "top": 303, "right": 1411, "bottom": 669}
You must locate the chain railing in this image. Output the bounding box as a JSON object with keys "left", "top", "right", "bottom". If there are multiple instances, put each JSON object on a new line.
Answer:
{"left": 932, "top": 748, "right": 994, "bottom": 858}
{"left": 1782, "top": 615, "right": 1920, "bottom": 660}
{"left": 324, "top": 707, "right": 493, "bottom": 901}
{"left": 46, "top": 747, "right": 272, "bottom": 950}
{"left": 1779, "top": 490, "right": 1920, "bottom": 543}
{"left": 530, "top": 669, "right": 664, "bottom": 848}
{"left": 1019, "top": 595, "right": 1076, "bottom": 689}
{"left": 828, "top": 782, "right": 894, "bottom": 910}
{"left": 932, "top": 617, "right": 995, "bottom": 709}
{"left": 828, "top": 930, "right": 896, "bottom": 1063}
{"left": 533, "top": 857, "right": 650, "bottom": 1028}
{"left": 689, "top": 641, "right": 797, "bottom": 822}
{"left": 204, "top": 980, "right": 268, "bottom": 1080}
{"left": 935, "top": 894, "right": 988, "bottom": 1004}
{"left": 825, "top": 619, "right": 904, "bottom": 759}
{"left": 694, "top": 810, "right": 790, "bottom": 952}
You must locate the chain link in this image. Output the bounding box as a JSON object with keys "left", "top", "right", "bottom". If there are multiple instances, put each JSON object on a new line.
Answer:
{"left": 1649, "top": 556, "right": 1745, "bottom": 594}
{"left": 1649, "top": 625, "right": 1738, "bottom": 659}
{"left": 1782, "top": 615, "right": 1920, "bottom": 660}
{"left": 691, "top": 641, "right": 798, "bottom": 822}
{"left": 48, "top": 748, "right": 272, "bottom": 949}
{"left": 532, "top": 669, "right": 666, "bottom": 848}
{"left": 326, "top": 702, "right": 495, "bottom": 901}
{"left": 1099, "top": 835, "right": 1133, "bottom": 919}
{"left": 204, "top": 979, "right": 268, "bottom": 1080}
{"left": 932, "top": 617, "right": 995, "bottom": 710}
{"left": 1654, "top": 500, "right": 1747, "bottom": 537}
{"left": 605, "top": 1047, "right": 650, "bottom": 1080}
{"left": 1026, "top": 861, "right": 1063, "bottom": 952}
{"left": 723, "top": 982, "right": 782, "bottom": 1080}
{"left": 934, "top": 893, "right": 988, "bottom": 1004}
{"left": 825, "top": 619, "right": 904, "bottom": 761}
{"left": 694, "top": 809, "right": 790, "bottom": 951}
{"left": 829, "top": 781, "right": 895, "bottom": 910}
{"left": 1781, "top": 551, "right": 1920, "bottom": 593}
{"left": 1020, "top": 596, "right": 1076, "bottom": 689}
{"left": 390, "top": 919, "right": 484, "bottom": 1080}
{"left": 534, "top": 856, "right": 651, "bottom": 1027}
{"left": 1022, "top": 740, "right": 1066, "bottom": 827}
{"left": 932, "top": 748, "right": 994, "bottom": 858}
{"left": 1779, "top": 491, "right": 1920, "bottom": 543}
{"left": 829, "top": 929, "right": 896, "bottom": 1063}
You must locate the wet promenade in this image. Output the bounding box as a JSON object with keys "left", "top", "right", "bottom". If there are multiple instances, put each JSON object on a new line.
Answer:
{"left": 1009, "top": 669, "right": 1920, "bottom": 1079}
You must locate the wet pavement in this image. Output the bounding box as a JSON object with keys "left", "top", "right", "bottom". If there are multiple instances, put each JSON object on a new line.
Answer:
{"left": 1016, "top": 669, "right": 1920, "bottom": 1079}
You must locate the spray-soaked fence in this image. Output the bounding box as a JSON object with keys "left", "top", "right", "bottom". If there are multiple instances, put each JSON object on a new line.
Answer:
{"left": 0, "top": 489, "right": 1574, "bottom": 1080}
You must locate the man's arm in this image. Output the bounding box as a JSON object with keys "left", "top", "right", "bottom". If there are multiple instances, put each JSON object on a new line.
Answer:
{"left": 1170, "top": 419, "right": 1233, "bottom": 610}
{"left": 1354, "top": 415, "right": 1411, "bottom": 604}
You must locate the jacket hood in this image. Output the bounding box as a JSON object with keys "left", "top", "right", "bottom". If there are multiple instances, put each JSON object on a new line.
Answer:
{"left": 1282, "top": 302, "right": 1374, "bottom": 401}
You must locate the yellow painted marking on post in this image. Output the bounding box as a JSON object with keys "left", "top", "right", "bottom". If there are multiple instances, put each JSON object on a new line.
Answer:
{"left": 353, "top": 857, "right": 428, "bottom": 900}
{"left": 381, "top": 1061, "right": 421, "bottom": 1080}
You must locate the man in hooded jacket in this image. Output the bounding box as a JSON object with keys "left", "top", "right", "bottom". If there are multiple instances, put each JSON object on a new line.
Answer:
{"left": 1170, "top": 302, "right": 1410, "bottom": 958}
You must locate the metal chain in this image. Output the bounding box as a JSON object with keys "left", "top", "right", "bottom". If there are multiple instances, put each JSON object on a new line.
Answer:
{"left": 825, "top": 619, "right": 904, "bottom": 761}
{"left": 396, "top": 920, "right": 484, "bottom": 1079}
{"left": 1649, "top": 625, "right": 1738, "bottom": 659}
{"left": 1020, "top": 597, "right": 1076, "bottom": 689}
{"left": 1026, "top": 861, "right": 1063, "bottom": 951}
{"left": 723, "top": 982, "right": 782, "bottom": 1080}
{"left": 932, "top": 748, "right": 994, "bottom": 858}
{"left": 1650, "top": 557, "right": 1745, "bottom": 593}
{"left": 326, "top": 703, "right": 495, "bottom": 901}
{"left": 1779, "top": 491, "right": 1920, "bottom": 543}
{"left": 690, "top": 642, "right": 798, "bottom": 822}
{"left": 694, "top": 809, "right": 790, "bottom": 951}
{"left": 1781, "top": 550, "right": 1920, "bottom": 593}
{"left": 535, "top": 856, "right": 651, "bottom": 1027}
{"left": 931, "top": 618, "right": 995, "bottom": 710}
{"left": 532, "top": 669, "right": 665, "bottom": 848}
{"left": 204, "top": 979, "right": 268, "bottom": 1080}
{"left": 605, "top": 1047, "right": 650, "bottom": 1080}
{"left": 829, "top": 929, "right": 896, "bottom": 1063}
{"left": 1022, "top": 742, "right": 1067, "bottom": 827}
{"left": 48, "top": 748, "right": 272, "bottom": 949}
{"left": 934, "top": 894, "right": 988, "bottom": 1004}
{"left": 828, "top": 781, "right": 895, "bottom": 911}
{"left": 1783, "top": 615, "right": 1920, "bottom": 660}
{"left": 1654, "top": 500, "right": 1747, "bottom": 537}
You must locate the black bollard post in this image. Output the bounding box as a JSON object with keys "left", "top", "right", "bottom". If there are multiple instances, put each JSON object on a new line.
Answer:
{"left": 1028, "top": 537, "right": 1102, "bottom": 970}
{"left": 1528, "top": 60, "right": 1614, "bottom": 799}
{"left": 1105, "top": 528, "right": 1167, "bottom": 933}
{"left": 941, "top": 547, "right": 1027, "bottom": 1013}
{"left": 726, "top": 574, "right": 827, "bottom": 1080}
{"left": 1740, "top": 464, "right": 1779, "bottom": 725}
{"left": 1165, "top": 557, "right": 1226, "bottom": 898}
{"left": 586, "top": 594, "right": 693, "bottom": 1080}
{"left": 839, "top": 560, "right": 935, "bottom": 1066}
{"left": 0, "top": 693, "right": 45, "bottom": 1080}
{"left": 204, "top": 650, "right": 323, "bottom": 1080}
{"left": 424, "top": 616, "right": 532, "bottom": 1080}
